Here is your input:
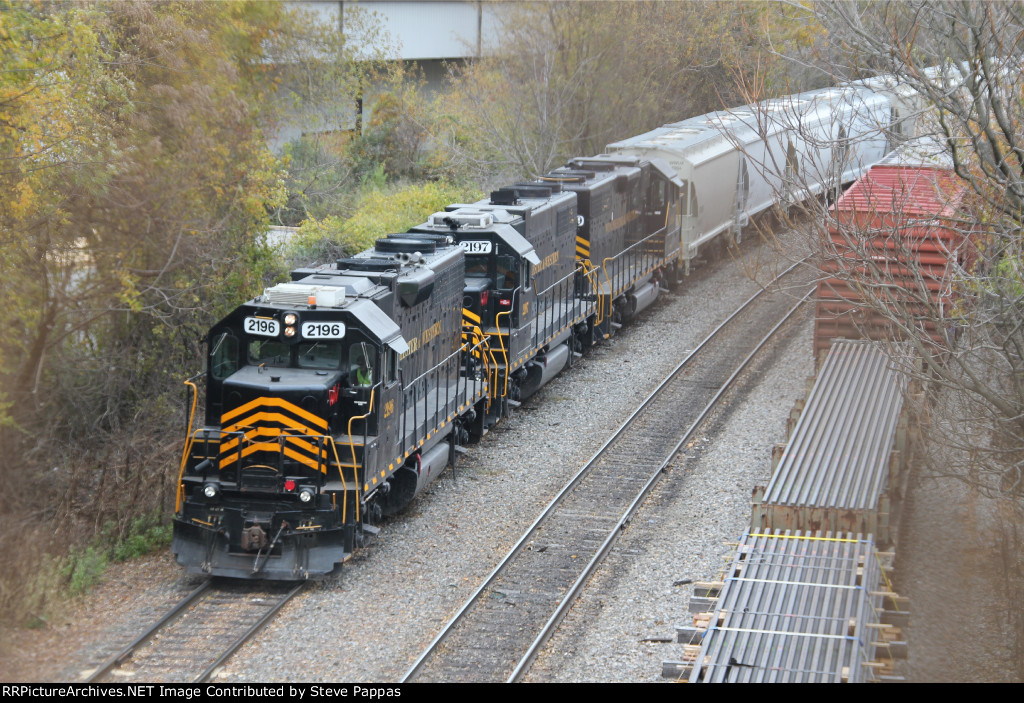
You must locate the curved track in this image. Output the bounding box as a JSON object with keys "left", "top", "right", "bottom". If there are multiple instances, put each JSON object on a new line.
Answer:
{"left": 87, "top": 580, "right": 304, "bottom": 683}
{"left": 403, "top": 262, "right": 814, "bottom": 682}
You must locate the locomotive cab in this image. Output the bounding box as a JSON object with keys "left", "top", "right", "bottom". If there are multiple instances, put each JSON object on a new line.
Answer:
{"left": 413, "top": 208, "right": 540, "bottom": 338}
{"left": 463, "top": 239, "right": 532, "bottom": 330}
{"left": 410, "top": 184, "right": 592, "bottom": 408}
{"left": 174, "top": 287, "right": 408, "bottom": 579}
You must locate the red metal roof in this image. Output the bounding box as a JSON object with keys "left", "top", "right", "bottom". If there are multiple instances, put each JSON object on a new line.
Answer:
{"left": 832, "top": 164, "right": 964, "bottom": 220}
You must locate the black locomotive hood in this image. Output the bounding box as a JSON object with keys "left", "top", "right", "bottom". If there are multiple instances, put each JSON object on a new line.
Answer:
{"left": 219, "top": 366, "right": 348, "bottom": 433}
{"left": 222, "top": 365, "right": 344, "bottom": 395}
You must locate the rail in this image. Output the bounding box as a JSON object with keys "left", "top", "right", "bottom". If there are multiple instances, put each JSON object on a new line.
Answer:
{"left": 87, "top": 581, "right": 305, "bottom": 684}
{"left": 509, "top": 288, "right": 812, "bottom": 681}
{"left": 401, "top": 257, "right": 812, "bottom": 683}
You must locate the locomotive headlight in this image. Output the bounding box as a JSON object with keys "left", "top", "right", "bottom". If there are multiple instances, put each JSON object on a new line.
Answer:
{"left": 298, "top": 487, "right": 315, "bottom": 503}
{"left": 203, "top": 483, "right": 219, "bottom": 499}
{"left": 284, "top": 326, "right": 296, "bottom": 338}
{"left": 283, "top": 313, "right": 298, "bottom": 326}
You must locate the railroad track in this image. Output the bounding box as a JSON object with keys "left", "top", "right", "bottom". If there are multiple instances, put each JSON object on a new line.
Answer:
{"left": 402, "top": 261, "right": 814, "bottom": 683}
{"left": 86, "top": 579, "right": 304, "bottom": 683}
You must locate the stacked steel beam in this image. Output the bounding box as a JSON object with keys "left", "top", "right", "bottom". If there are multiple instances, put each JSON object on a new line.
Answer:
{"left": 668, "top": 530, "right": 904, "bottom": 682}
{"left": 751, "top": 340, "right": 910, "bottom": 546}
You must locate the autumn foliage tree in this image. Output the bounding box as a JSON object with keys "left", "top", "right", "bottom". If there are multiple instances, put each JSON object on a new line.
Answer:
{"left": 438, "top": 0, "right": 823, "bottom": 181}
{"left": 0, "top": 1, "right": 374, "bottom": 617}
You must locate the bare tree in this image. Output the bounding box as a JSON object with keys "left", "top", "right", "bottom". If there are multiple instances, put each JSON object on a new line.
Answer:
{"left": 737, "top": 2, "right": 1024, "bottom": 672}
{"left": 440, "top": 1, "right": 822, "bottom": 181}
{"left": 731, "top": 1, "right": 1024, "bottom": 501}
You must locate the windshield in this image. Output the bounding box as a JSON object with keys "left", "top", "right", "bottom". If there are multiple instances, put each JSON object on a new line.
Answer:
{"left": 298, "top": 341, "right": 342, "bottom": 370}
{"left": 466, "top": 255, "right": 488, "bottom": 278}
{"left": 248, "top": 339, "right": 290, "bottom": 367}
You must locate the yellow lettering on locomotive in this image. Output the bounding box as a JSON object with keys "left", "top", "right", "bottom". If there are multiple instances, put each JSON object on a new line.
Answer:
{"left": 383, "top": 400, "right": 395, "bottom": 418}
{"left": 534, "top": 251, "right": 560, "bottom": 274}
{"left": 399, "top": 337, "right": 420, "bottom": 360}
{"left": 608, "top": 209, "right": 640, "bottom": 231}
{"left": 421, "top": 320, "right": 443, "bottom": 346}
{"left": 522, "top": 301, "right": 529, "bottom": 316}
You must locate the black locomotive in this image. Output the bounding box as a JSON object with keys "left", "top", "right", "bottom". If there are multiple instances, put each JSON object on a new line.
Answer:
{"left": 173, "top": 234, "right": 487, "bottom": 578}
{"left": 172, "top": 156, "right": 682, "bottom": 578}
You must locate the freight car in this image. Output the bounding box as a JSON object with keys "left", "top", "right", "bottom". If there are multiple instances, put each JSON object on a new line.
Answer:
{"left": 608, "top": 85, "right": 891, "bottom": 271}
{"left": 173, "top": 80, "right": 916, "bottom": 579}
{"left": 813, "top": 135, "right": 973, "bottom": 360}
{"left": 671, "top": 340, "right": 914, "bottom": 682}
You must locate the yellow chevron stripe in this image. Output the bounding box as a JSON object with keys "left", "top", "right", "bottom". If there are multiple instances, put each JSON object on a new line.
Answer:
{"left": 220, "top": 444, "right": 328, "bottom": 472}
{"left": 220, "top": 396, "right": 328, "bottom": 430}
{"left": 220, "top": 426, "right": 330, "bottom": 457}
{"left": 462, "top": 307, "right": 481, "bottom": 324}
{"left": 222, "top": 411, "right": 324, "bottom": 437}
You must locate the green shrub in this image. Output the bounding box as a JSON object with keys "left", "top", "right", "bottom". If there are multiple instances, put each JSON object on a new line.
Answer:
{"left": 112, "top": 516, "right": 173, "bottom": 561}
{"left": 63, "top": 546, "right": 108, "bottom": 596}
{"left": 57, "top": 514, "right": 172, "bottom": 601}
{"left": 289, "top": 180, "right": 483, "bottom": 261}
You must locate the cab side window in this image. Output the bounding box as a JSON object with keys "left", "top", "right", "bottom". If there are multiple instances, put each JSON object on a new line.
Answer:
{"left": 210, "top": 331, "right": 239, "bottom": 380}
{"left": 349, "top": 342, "right": 376, "bottom": 387}
{"left": 496, "top": 254, "right": 519, "bottom": 289}
{"left": 383, "top": 349, "right": 398, "bottom": 385}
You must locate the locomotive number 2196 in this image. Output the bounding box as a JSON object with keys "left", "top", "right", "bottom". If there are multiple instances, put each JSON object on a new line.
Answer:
{"left": 244, "top": 317, "right": 280, "bottom": 336}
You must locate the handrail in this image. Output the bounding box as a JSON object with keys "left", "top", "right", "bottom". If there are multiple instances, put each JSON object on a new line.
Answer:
{"left": 180, "top": 422, "right": 357, "bottom": 523}
{"left": 326, "top": 436, "right": 356, "bottom": 523}
{"left": 601, "top": 225, "right": 669, "bottom": 302}
{"left": 347, "top": 386, "right": 376, "bottom": 488}
{"left": 579, "top": 259, "right": 603, "bottom": 326}
{"left": 176, "top": 379, "right": 200, "bottom": 514}
{"left": 532, "top": 263, "right": 578, "bottom": 298}
{"left": 405, "top": 342, "right": 472, "bottom": 389}
{"left": 462, "top": 324, "right": 497, "bottom": 411}
{"left": 494, "top": 308, "right": 513, "bottom": 397}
